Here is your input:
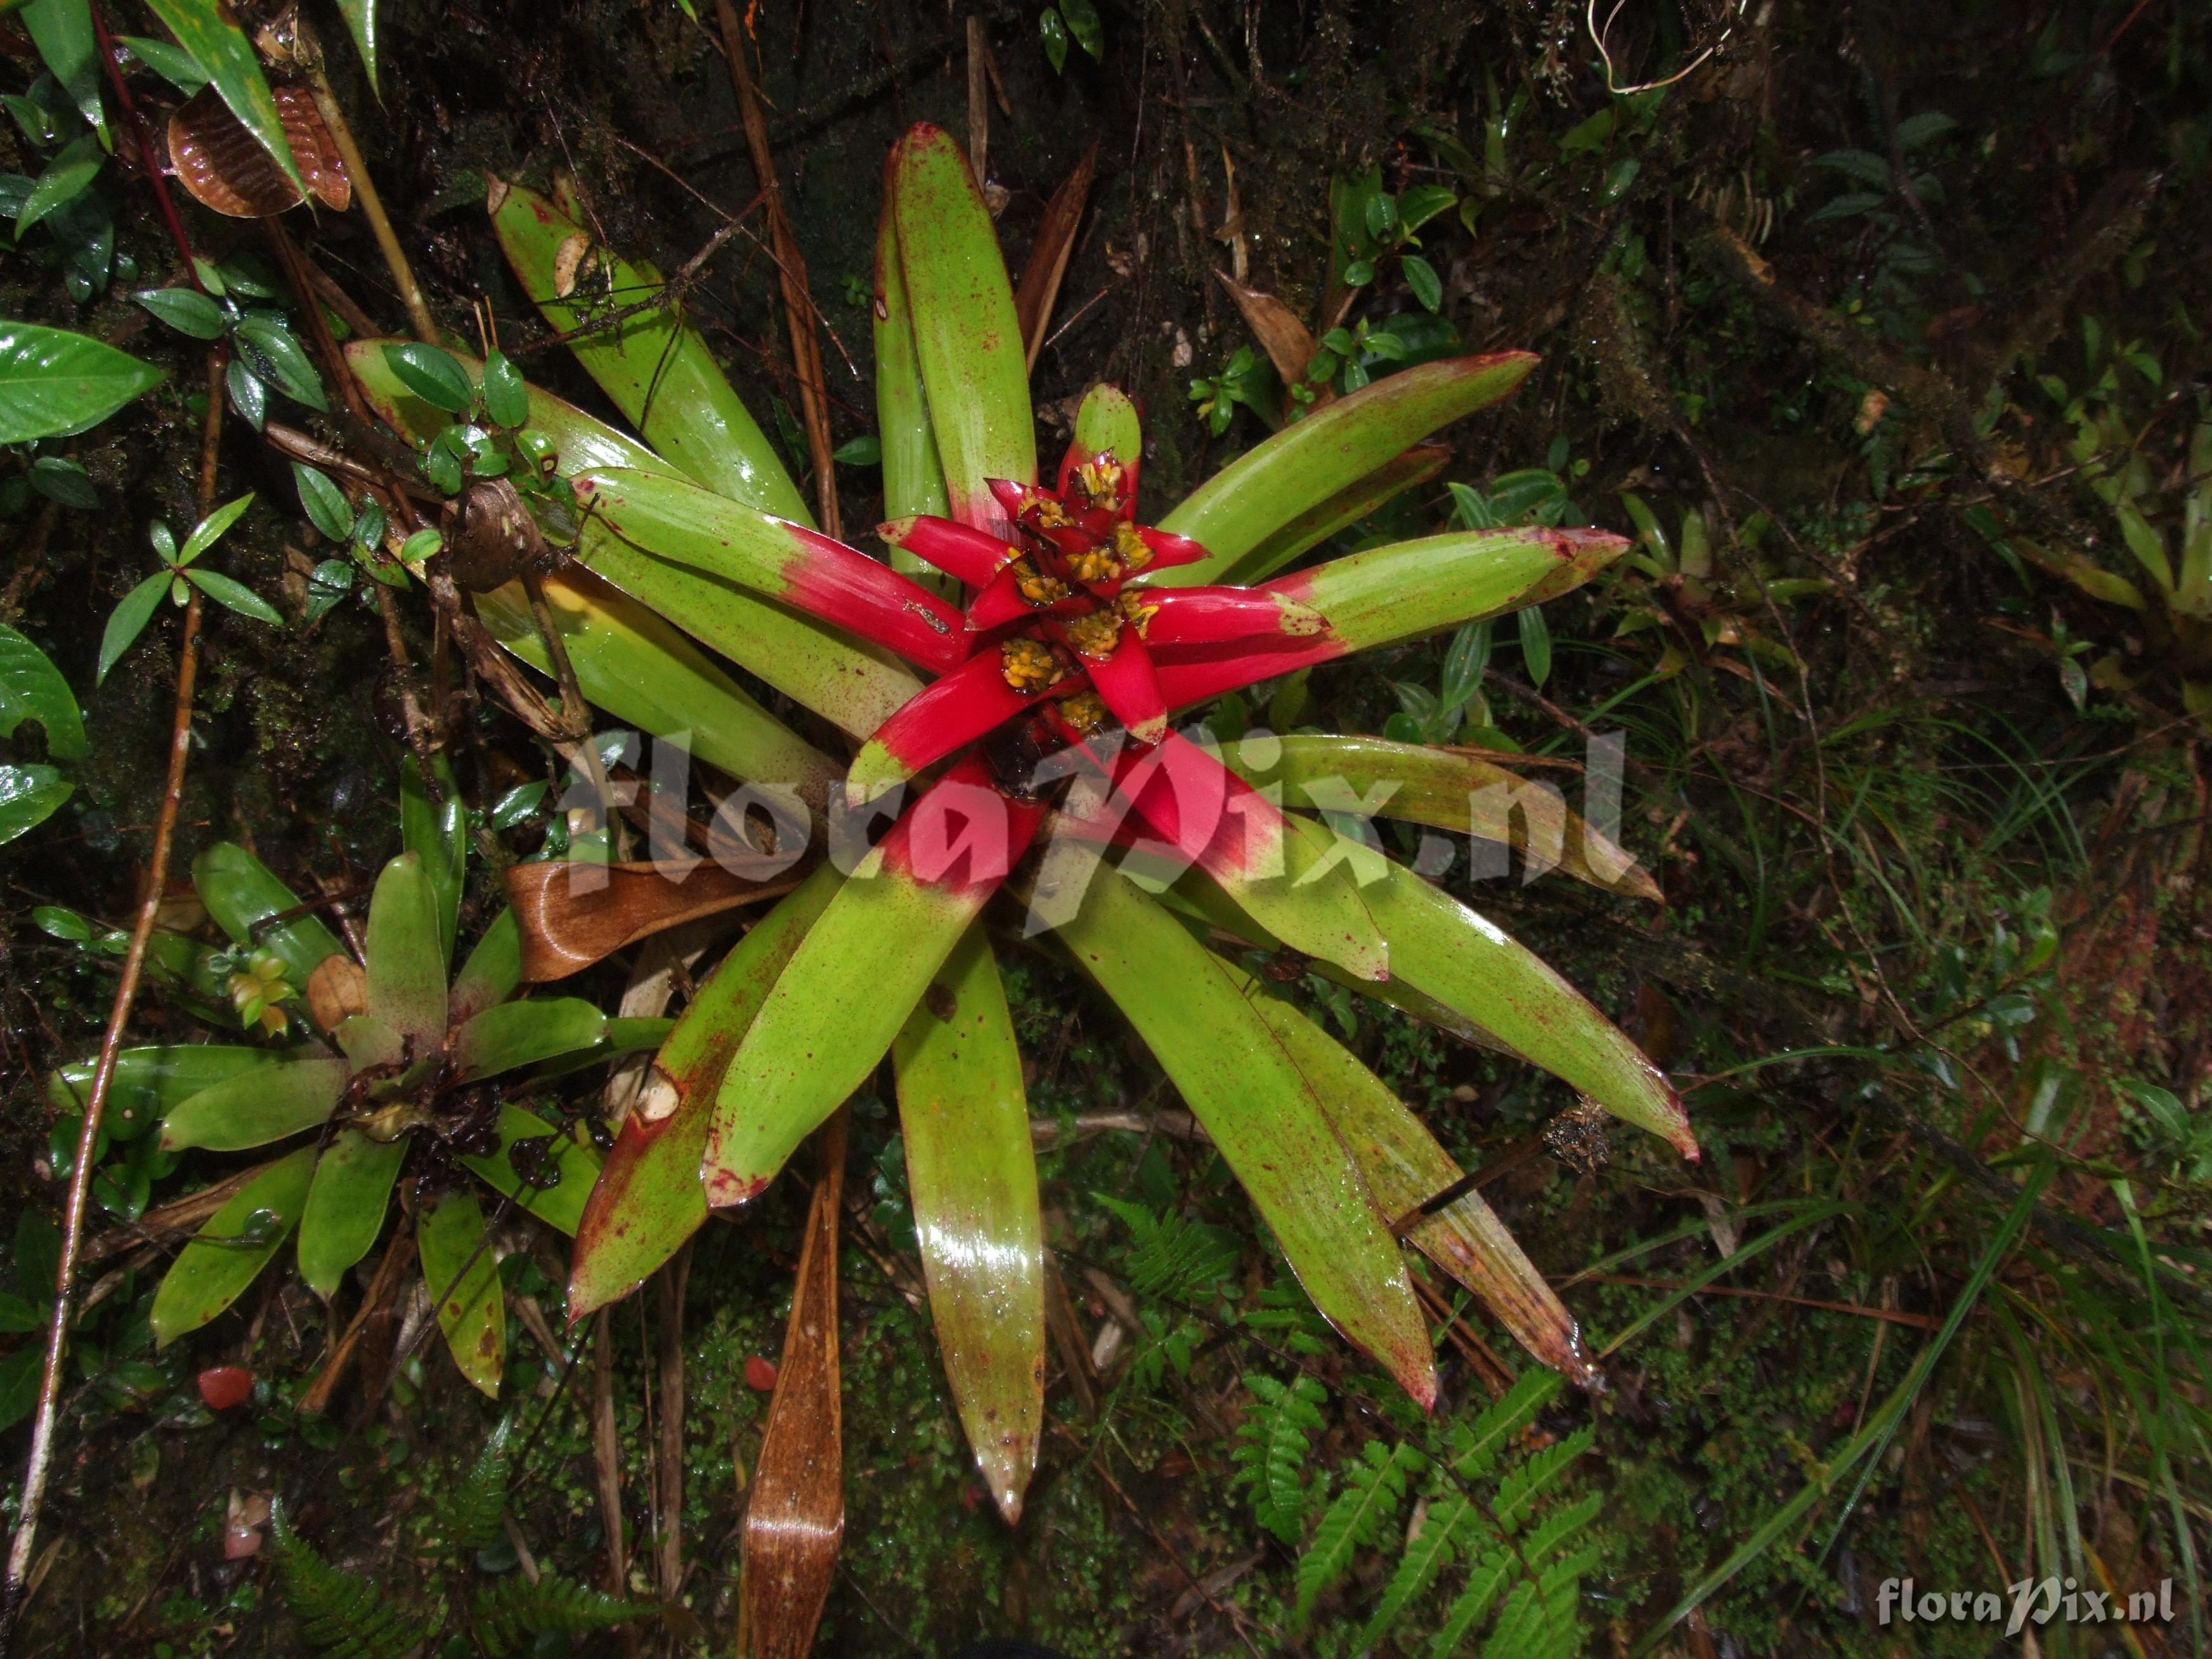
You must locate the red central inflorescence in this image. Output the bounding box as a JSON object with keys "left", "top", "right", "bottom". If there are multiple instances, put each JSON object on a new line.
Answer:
{"left": 862, "top": 427, "right": 1327, "bottom": 807}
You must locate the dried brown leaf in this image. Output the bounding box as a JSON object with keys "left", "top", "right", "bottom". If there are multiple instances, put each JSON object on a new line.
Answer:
{"left": 1014, "top": 143, "right": 1100, "bottom": 370}
{"left": 504, "top": 861, "right": 802, "bottom": 982}
{"left": 1216, "top": 273, "right": 1328, "bottom": 405}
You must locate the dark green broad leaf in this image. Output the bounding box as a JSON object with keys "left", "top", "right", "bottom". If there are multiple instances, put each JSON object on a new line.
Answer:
{"left": 0, "top": 764, "right": 69, "bottom": 847}
{"left": 133, "top": 285, "right": 227, "bottom": 341}
{"left": 335, "top": 0, "right": 379, "bottom": 91}
{"left": 383, "top": 342, "right": 474, "bottom": 415}
{"left": 296, "top": 1129, "right": 407, "bottom": 1297}
{"left": 481, "top": 349, "right": 527, "bottom": 429}
{"left": 185, "top": 568, "right": 283, "bottom": 626}
{"left": 117, "top": 34, "right": 209, "bottom": 95}
{"left": 0, "top": 1346, "right": 42, "bottom": 1433}
{"left": 451, "top": 998, "right": 607, "bottom": 1081}
{"left": 142, "top": 0, "right": 305, "bottom": 202}
{"left": 1039, "top": 5, "right": 1069, "bottom": 71}
{"left": 0, "top": 322, "right": 164, "bottom": 444}
{"left": 192, "top": 842, "right": 347, "bottom": 989}
{"left": 291, "top": 462, "right": 353, "bottom": 542}
{"left": 225, "top": 358, "right": 266, "bottom": 430}
{"left": 400, "top": 753, "right": 466, "bottom": 965}
{"left": 158, "top": 1055, "right": 349, "bottom": 1152}
{"left": 29, "top": 455, "right": 98, "bottom": 509}
{"left": 1059, "top": 0, "right": 1103, "bottom": 58}
{"left": 96, "top": 569, "right": 170, "bottom": 685}
{"left": 232, "top": 315, "right": 325, "bottom": 412}
{"left": 20, "top": 0, "right": 107, "bottom": 141}
{"left": 365, "top": 852, "right": 447, "bottom": 1048}
{"left": 459, "top": 1105, "right": 602, "bottom": 1237}
{"left": 149, "top": 1143, "right": 316, "bottom": 1347}
{"left": 418, "top": 1188, "right": 504, "bottom": 1396}
{"left": 48, "top": 1043, "right": 271, "bottom": 1143}
{"left": 0, "top": 623, "right": 85, "bottom": 759}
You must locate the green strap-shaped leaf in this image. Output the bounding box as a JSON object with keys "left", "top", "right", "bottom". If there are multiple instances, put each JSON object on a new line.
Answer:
{"left": 419, "top": 1187, "right": 505, "bottom": 1396}
{"left": 888, "top": 124, "right": 1036, "bottom": 525}
{"left": 1363, "top": 857, "right": 1695, "bottom": 1156}
{"left": 488, "top": 181, "right": 810, "bottom": 523}
{"left": 334, "top": 1012, "right": 402, "bottom": 1073}
{"left": 892, "top": 926, "right": 1043, "bottom": 1523}
{"left": 459, "top": 1105, "right": 602, "bottom": 1236}
{"left": 296, "top": 1129, "right": 407, "bottom": 1297}
{"left": 1070, "top": 382, "right": 1143, "bottom": 476}
{"left": 452, "top": 998, "right": 608, "bottom": 1079}
{"left": 365, "top": 852, "right": 448, "bottom": 1049}
{"left": 1223, "top": 445, "right": 1450, "bottom": 585}
{"left": 1223, "top": 734, "right": 1660, "bottom": 901}
{"left": 451, "top": 908, "right": 522, "bottom": 1025}
{"left": 150, "top": 1144, "right": 316, "bottom": 1347}
{"left": 48, "top": 1043, "right": 268, "bottom": 1143}
{"left": 873, "top": 178, "right": 951, "bottom": 547}
{"left": 1236, "top": 970, "right": 1593, "bottom": 1382}
{"left": 1274, "top": 524, "right": 1627, "bottom": 654}
{"left": 0, "top": 323, "right": 166, "bottom": 445}
{"left": 20, "top": 0, "right": 106, "bottom": 142}
{"left": 1048, "top": 861, "right": 1436, "bottom": 1405}
{"left": 158, "top": 1055, "right": 349, "bottom": 1152}
{"left": 143, "top": 0, "right": 305, "bottom": 202}
{"left": 400, "top": 752, "right": 467, "bottom": 966}
{"left": 568, "top": 863, "right": 842, "bottom": 1317}
{"left": 474, "top": 567, "right": 846, "bottom": 799}
{"left": 700, "top": 833, "right": 1005, "bottom": 1205}
{"left": 192, "top": 843, "right": 346, "bottom": 991}
{"left": 1152, "top": 353, "right": 1537, "bottom": 584}
{"left": 335, "top": 0, "right": 377, "bottom": 89}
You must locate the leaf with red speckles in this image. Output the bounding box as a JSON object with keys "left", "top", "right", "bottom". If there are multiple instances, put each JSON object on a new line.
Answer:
{"left": 567, "top": 864, "right": 842, "bottom": 1320}
{"left": 419, "top": 1188, "right": 504, "bottom": 1398}
{"left": 1046, "top": 862, "right": 1435, "bottom": 1407}
{"left": 878, "top": 514, "right": 1013, "bottom": 590}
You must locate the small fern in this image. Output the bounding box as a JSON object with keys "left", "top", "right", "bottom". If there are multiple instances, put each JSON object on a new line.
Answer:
{"left": 1239, "top": 1277, "right": 1334, "bottom": 1356}
{"left": 443, "top": 1412, "right": 517, "bottom": 1554}
{"left": 1231, "top": 1372, "right": 1327, "bottom": 1544}
{"left": 270, "top": 1500, "right": 438, "bottom": 1659}
{"left": 1094, "top": 1193, "right": 1240, "bottom": 1301}
{"left": 1252, "top": 1363, "right": 1602, "bottom": 1658}
{"left": 1294, "top": 1439, "right": 1426, "bottom": 1622}
{"left": 471, "top": 1570, "right": 658, "bottom": 1655}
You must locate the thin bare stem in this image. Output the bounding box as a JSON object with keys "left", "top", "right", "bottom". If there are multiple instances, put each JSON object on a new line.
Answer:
{"left": 0, "top": 348, "right": 228, "bottom": 1646}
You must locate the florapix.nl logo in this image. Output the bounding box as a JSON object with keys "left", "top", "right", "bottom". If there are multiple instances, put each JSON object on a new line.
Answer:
{"left": 1877, "top": 1575, "right": 2179, "bottom": 1636}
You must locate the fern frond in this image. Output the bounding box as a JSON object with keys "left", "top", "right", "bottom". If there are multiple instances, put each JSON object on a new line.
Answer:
{"left": 1358, "top": 1491, "right": 1487, "bottom": 1648}
{"left": 1242, "top": 1279, "right": 1333, "bottom": 1356}
{"left": 1094, "top": 1193, "right": 1240, "bottom": 1301}
{"left": 1518, "top": 1492, "right": 1601, "bottom": 1568}
{"left": 471, "top": 1571, "right": 656, "bottom": 1656}
{"left": 1450, "top": 1369, "right": 1560, "bottom": 1482}
{"left": 443, "top": 1413, "right": 518, "bottom": 1554}
{"left": 1531, "top": 1544, "right": 1603, "bottom": 1657}
{"left": 270, "top": 1501, "right": 438, "bottom": 1659}
{"left": 1479, "top": 1577, "right": 1548, "bottom": 1658}
{"left": 1492, "top": 1426, "right": 1592, "bottom": 1532}
{"left": 1426, "top": 1545, "right": 1515, "bottom": 1658}
{"left": 1295, "top": 1441, "right": 1424, "bottom": 1623}
{"left": 1233, "top": 1373, "right": 1327, "bottom": 1544}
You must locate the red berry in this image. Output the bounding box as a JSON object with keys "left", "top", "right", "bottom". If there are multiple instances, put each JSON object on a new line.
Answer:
{"left": 744, "top": 1355, "right": 779, "bottom": 1392}
{"left": 197, "top": 1366, "right": 253, "bottom": 1411}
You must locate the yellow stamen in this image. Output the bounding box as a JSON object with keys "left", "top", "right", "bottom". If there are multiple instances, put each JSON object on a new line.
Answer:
{"left": 1000, "top": 636, "right": 1065, "bottom": 693}
{"left": 1061, "top": 609, "right": 1123, "bottom": 659}
{"left": 1012, "top": 557, "right": 1069, "bottom": 606}
{"left": 1111, "top": 520, "right": 1154, "bottom": 571}
{"left": 1055, "top": 690, "right": 1110, "bottom": 733}
{"left": 1117, "top": 590, "right": 1159, "bottom": 636}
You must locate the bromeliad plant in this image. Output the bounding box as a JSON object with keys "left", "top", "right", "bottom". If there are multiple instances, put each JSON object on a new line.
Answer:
{"left": 48, "top": 777, "right": 647, "bottom": 1395}
{"left": 347, "top": 124, "right": 1696, "bottom": 1522}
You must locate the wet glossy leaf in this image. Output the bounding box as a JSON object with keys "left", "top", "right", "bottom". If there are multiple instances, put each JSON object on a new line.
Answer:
{"left": 0, "top": 623, "right": 85, "bottom": 759}
{"left": 481, "top": 349, "right": 528, "bottom": 429}
{"left": 419, "top": 1188, "right": 505, "bottom": 1396}
{"left": 1403, "top": 254, "right": 1442, "bottom": 313}
{"left": 892, "top": 928, "right": 1043, "bottom": 1522}
{"left": 292, "top": 462, "right": 353, "bottom": 541}
{"left": 1051, "top": 863, "right": 1435, "bottom": 1405}
{"left": 568, "top": 864, "right": 842, "bottom": 1317}
{"left": 296, "top": 1130, "right": 407, "bottom": 1297}
{"left": 185, "top": 569, "right": 283, "bottom": 625}
{"left": 1517, "top": 603, "right": 1552, "bottom": 687}
{"left": 1060, "top": 0, "right": 1103, "bottom": 58}
{"left": 143, "top": 0, "right": 305, "bottom": 202}
{"left": 233, "top": 315, "right": 325, "bottom": 411}
{"left": 27, "top": 455, "right": 96, "bottom": 510}
{"left": 1039, "top": 5, "right": 1069, "bottom": 72}
{"left": 450, "top": 907, "right": 523, "bottom": 1024}
{"left": 458, "top": 1105, "right": 601, "bottom": 1236}
{"left": 384, "top": 342, "right": 474, "bottom": 415}
{"left": 20, "top": 0, "right": 105, "bottom": 139}
{"left": 0, "top": 322, "right": 165, "bottom": 444}
{"left": 192, "top": 842, "right": 346, "bottom": 990}
{"left": 873, "top": 178, "right": 951, "bottom": 540}
{"left": 158, "top": 1055, "right": 348, "bottom": 1152}
{"left": 0, "top": 765, "right": 69, "bottom": 845}
{"left": 48, "top": 1044, "right": 271, "bottom": 1143}
{"left": 15, "top": 132, "right": 101, "bottom": 240}
{"left": 150, "top": 1144, "right": 316, "bottom": 1348}
{"left": 365, "top": 852, "right": 448, "bottom": 1049}
{"left": 225, "top": 358, "right": 266, "bottom": 430}
{"left": 336, "top": 0, "right": 379, "bottom": 91}
{"left": 118, "top": 34, "right": 208, "bottom": 94}
{"left": 178, "top": 490, "right": 254, "bottom": 564}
